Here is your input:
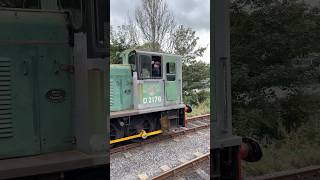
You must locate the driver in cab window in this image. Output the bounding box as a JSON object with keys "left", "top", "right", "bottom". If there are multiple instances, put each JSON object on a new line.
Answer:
{"left": 152, "top": 60, "right": 161, "bottom": 77}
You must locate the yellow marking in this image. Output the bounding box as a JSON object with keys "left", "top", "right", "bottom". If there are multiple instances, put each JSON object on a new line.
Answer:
{"left": 110, "top": 130, "right": 163, "bottom": 144}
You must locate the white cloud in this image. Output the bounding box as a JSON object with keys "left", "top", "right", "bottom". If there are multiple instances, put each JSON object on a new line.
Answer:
{"left": 195, "top": 30, "right": 210, "bottom": 64}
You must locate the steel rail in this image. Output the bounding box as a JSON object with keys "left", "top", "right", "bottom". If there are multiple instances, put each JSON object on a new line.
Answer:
{"left": 250, "top": 166, "right": 320, "bottom": 180}
{"left": 151, "top": 153, "right": 210, "bottom": 180}
{"left": 186, "top": 114, "right": 210, "bottom": 122}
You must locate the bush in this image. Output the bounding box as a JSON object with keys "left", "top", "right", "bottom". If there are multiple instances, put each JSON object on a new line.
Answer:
{"left": 187, "top": 98, "right": 210, "bottom": 117}
{"left": 184, "top": 90, "right": 210, "bottom": 107}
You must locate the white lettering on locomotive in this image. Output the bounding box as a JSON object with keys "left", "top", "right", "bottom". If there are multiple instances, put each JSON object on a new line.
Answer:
{"left": 143, "top": 96, "right": 162, "bottom": 104}
{"left": 143, "top": 98, "right": 148, "bottom": 104}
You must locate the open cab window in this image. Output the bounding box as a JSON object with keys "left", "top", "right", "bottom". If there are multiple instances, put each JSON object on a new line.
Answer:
{"left": 138, "top": 54, "right": 162, "bottom": 80}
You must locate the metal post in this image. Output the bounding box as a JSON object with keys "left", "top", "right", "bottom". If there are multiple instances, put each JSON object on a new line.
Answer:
{"left": 212, "top": 0, "right": 232, "bottom": 142}
{"left": 211, "top": 0, "right": 242, "bottom": 179}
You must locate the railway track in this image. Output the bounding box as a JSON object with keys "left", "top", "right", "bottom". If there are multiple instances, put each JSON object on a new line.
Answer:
{"left": 250, "top": 166, "right": 320, "bottom": 180}
{"left": 110, "top": 117, "right": 210, "bottom": 180}
{"left": 186, "top": 114, "right": 210, "bottom": 122}
{"left": 111, "top": 114, "right": 210, "bottom": 154}
{"left": 151, "top": 153, "right": 210, "bottom": 180}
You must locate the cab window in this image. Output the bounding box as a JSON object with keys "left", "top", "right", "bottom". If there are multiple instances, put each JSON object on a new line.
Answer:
{"left": 139, "top": 55, "right": 152, "bottom": 79}
{"left": 129, "top": 54, "right": 136, "bottom": 71}
{"left": 138, "top": 55, "right": 162, "bottom": 79}
{"left": 166, "top": 62, "right": 176, "bottom": 81}
{"left": 151, "top": 56, "right": 162, "bottom": 78}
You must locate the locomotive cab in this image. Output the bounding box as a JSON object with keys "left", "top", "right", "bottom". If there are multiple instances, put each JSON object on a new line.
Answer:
{"left": 110, "top": 49, "right": 186, "bottom": 144}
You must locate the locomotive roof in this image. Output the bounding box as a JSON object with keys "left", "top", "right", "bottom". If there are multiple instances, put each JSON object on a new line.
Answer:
{"left": 122, "top": 49, "right": 182, "bottom": 58}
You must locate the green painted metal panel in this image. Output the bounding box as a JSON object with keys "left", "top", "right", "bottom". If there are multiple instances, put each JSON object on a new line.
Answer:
{"left": 141, "top": 82, "right": 162, "bottom": 105}
{"left": 0, "top": 11, "right": 69, "bottom": 43}
{"left": 0, "top": 10, "right": 72, "bottom": 158}
{"left": 38, "top": 44, "right": 73, "bottom": 153}
{"left": 110, "top": 65, "right": 133, "bottom": 111}
{"left": 165, "top": 81, "right": 177, "bottom": 101}
{"left": 164, "top": 55, "right": 176, "bottom": 63}
{"left": 164, "top": 55, "right": 178, "bottom": 102}
{"left": 31, "top": 12, "right": 73, "bottom": 153}
{"left": 110, "top": 78, "right": 121, "bottom": 111}
{"left": 0, "top": 46, "right": 40, "bottom": 159}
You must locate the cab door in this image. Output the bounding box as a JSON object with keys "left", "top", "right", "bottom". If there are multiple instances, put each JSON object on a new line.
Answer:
{"left": 164, "top": 55, "right": 181, "bottom": 106}
{"left": 135, "top": 54, "right": 164, "bottom": 109}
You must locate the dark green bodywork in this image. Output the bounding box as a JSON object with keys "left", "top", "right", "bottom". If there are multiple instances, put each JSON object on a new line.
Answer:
{"left": 0, "top": 10, "right": 72, "bottom": 158}
{"left": 0, "top": 0, "right": 108, "bottom": 178}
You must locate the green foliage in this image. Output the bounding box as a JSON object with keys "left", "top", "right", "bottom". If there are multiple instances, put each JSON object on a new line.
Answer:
{"left": 231, "top": 0, "right": 320, "bottom": 176}
{"left": 170, "top": 25, "right": 207, "bottom": 64}
{"left": 110, "top": 25, "right": 138, "bottom": 64}
{"left": 231, "top": 0, "right": 320, "bottom": 140}
{"left": 169, "top": 25, "right": 210, "bottom": 105}
{"left": 135, "top": 42, "right": 162, "bottom": 52}
{"left": 187, "top": 97, "right": 210, "bottom": 117}
{"left": 243, "top": 119, "right": 320, "bottom": 177}
{"left": 183, "top": 61, "right": 210, "bottom": 94}
{"left": 184, "top": 90, "right": 210, "bottom": 107}
{"left": 197, "top": 90, "right": 210, "bottom": 104}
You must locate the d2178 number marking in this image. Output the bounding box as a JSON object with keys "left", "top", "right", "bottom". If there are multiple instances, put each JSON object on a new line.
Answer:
{"left": 143, "top": 96, "right": 162, "bottom": 104}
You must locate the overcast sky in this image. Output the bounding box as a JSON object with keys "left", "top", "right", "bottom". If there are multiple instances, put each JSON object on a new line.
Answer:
{"left": 110, "top": 0, "right": 211, "bottom": 64}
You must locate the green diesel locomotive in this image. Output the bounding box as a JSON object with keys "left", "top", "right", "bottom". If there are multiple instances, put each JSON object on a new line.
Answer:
{"left": 110, "top": 49, "right": 189, "bottom": 144}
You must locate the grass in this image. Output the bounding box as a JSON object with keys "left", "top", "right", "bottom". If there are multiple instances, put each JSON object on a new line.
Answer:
{"left": 186, "top": 98, "right": 210, "bottom": 117}
{"left": 243, "top": 119, "right": 320, "bottom": 177}
{"left": 243, "top": 142, "right": 320, "bottom": 177}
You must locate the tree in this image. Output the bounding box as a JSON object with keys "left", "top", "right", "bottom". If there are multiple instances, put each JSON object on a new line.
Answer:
{"left": 170, "top": 25, "right": 209, "bottom": 105}
{"left": 110, "top": 25, "right": 138, "bottom": 64}
{"left": 230, "top": 0, "right": 320, "bottom": 139}
{"left": 183, "top": 61, "right": 209, "bottom": 92}
{"left": 170, "top": 25, "right": 207, "bottom": 64}
{"left": 135, "top": 42, "right": 162, "bottom": 52}
{"left": 135, "top": 0, "right": 175, "bottom": 51}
